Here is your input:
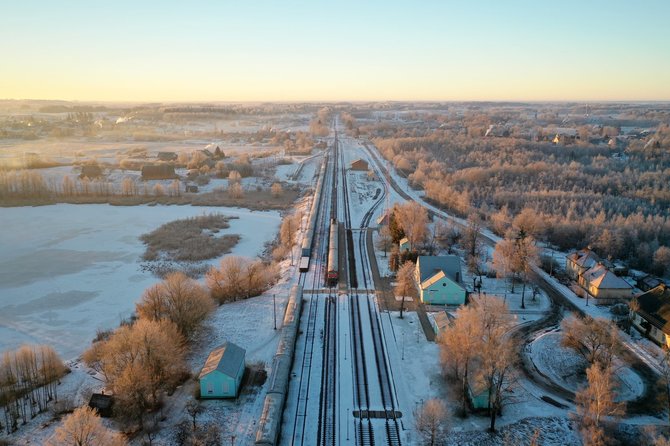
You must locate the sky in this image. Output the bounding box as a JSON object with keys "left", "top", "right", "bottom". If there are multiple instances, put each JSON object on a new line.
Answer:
{"left": 1, "top": 0, "right": 669, "bottom": 102}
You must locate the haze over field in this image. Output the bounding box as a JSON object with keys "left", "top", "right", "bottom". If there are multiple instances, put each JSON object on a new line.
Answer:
{"left": 2, "top": 0, "right": 670, "bottom": 102}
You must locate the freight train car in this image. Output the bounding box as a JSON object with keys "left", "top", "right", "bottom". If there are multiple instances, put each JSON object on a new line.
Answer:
{"left": 326, "top": 219, "right": 339, "bottom": 286}
{"left": 299, "top": 154, "right": 328, "bottom": 271}
{"left": 255, "top": 285, "right": 304, "bottom": 445}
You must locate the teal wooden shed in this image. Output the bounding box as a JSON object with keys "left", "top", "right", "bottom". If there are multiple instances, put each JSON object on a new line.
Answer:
{"left": 199, "top": 341, "right": 246, "bottom": 399}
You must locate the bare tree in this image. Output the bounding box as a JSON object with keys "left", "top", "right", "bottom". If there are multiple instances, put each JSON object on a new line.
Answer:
{"left": 228, "top": 170, "right": 241, "bottom": 184}
{"left": 120, "top": 177, "right": 136, "bottom": 196}
{"left": 395, "top": 261, "right": 417, "bottom": 319}
{"left": 186, "top": 400, "right": 203, "bottom": 431}
{"left": 83, "top": 319, "right": 187, "bottom": 428}
{"left": 462, "top": 214, "right": 482, "bottom": 266}
{"left": 395, "top": 201, "right": 429, "bottom": 248}
{"left": 271, "top": 182, "right": 283, "bottom": 198}
{"left": 438, "top": 304, "right": 481, "bottom": 416}
{"left": 492, "top": 230, "right": 539, "bottom": 308}
{"left": 136, "top": 272, "right": 215, "bottom": 339}
{"left": 472, "top": 295, "right": 517, "bottom": 432}
{"left": 206, "top": 256, "right": 278, "bottom": 303}
{"left": 575, "top": 363, "right": 624, "bottom": 446}
{"left": 153, "top": 183, "right": 165, "bottom": 197}
{"left": 435, "top": 220, "right": 460, "bottom": 254}
{"left": 376, "top": 224, "right": 393, "bottom": 258}
{"left": 492, "top": 237, "right": 516, "bottom": 291}
{"left": 47, "top": 405, "right": 126, "bottom": 446}
{"left": 414, "top": 399, "right": 449, "bottom": 446}
{"left": 561, "top": 315, "right": 620, "bottom": 367}
{"left": 228, "top": 182, "right": 243, "bottom": 199}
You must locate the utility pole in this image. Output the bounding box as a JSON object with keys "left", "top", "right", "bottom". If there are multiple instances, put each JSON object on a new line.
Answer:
{"left": 273, "top": 294, "right": 277, "bottom": 330}
{"left": 344, "top": 332, "right": 347, "bottom": 360}
{"left": 347, "top": 408, "right": 350, "bottom": 441}
{"left": 288, "top": 218, "right": 294, "bottom": 266}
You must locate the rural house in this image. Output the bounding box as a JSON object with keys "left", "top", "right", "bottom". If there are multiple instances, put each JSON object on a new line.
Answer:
{"left": 141, "top": 164, "right": 177, "bottom": 180}
{"left": 631, "top": 284, "right": 670, "bottom": 347}
{"left": 399, "top": 237, "right": 411, "bottom": 252}
{"left": 199, "top": 341, "right": 246, "bottom": 399}
{"left": 157, "top": 151, "right": 177, "bottom": 161}
{"left": 578, "top": 263, "right": 633, "bottom": 303}
{"left": 80, "top": 164, "right": 103, "bottom": 179}
{"left": 350, "top": 158, "right": 369, "bottom": 171}
{"left": 415, "top": 255, "right": 466, "bottom": 305}
{"left": 566, "top": 248, "right": 600, "bottom": 280}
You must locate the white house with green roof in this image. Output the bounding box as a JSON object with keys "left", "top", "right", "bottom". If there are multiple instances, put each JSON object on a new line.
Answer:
{"left": 415, "top": 255, "right": 467, "bottom": 305}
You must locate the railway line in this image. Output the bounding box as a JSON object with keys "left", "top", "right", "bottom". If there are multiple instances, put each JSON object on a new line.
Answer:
{"left": 338, "top": 130, "right": 401, "bottom": 446}
{"left": 258, "top": 126, "right": 404, "bottom": 446}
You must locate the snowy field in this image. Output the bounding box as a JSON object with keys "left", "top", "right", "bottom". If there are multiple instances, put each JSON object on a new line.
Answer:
{"left": 0, "top": 204, "right": 280, "bottom": 360}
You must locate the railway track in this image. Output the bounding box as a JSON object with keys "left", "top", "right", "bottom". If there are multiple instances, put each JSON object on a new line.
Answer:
{"left": 337, "top": 131, "right": 401, "bottom": 446}
{"left": 289, "top": 140, "right": 335, "bottom": 446}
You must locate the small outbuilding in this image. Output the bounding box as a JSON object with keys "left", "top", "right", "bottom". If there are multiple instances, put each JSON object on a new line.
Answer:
{"left": 350, "top": 159, "right": 369, "bottom": 171}
{"left": 80, "top": 165, "right": 103, "bottom": 179}
{"left": 399, "top": 237, "right": 411, "bottom": 252}
{"left": 157, "top": 151, "right": 178, "bottom": 161}
{"left": 88, "top": 393, "right": 114, "bottom": 417}
{"left": 141, "top": 164, "right": 177, "bottom": 180}
{"left": 376, "top": 211, "right": 390, "bottom": 227}
{"left": 199, "top": 341, "right": 246, "bottom": 399}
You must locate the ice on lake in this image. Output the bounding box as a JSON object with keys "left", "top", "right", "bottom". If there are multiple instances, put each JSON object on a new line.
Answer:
{"left": 0, "top": 204, "right": 280, "bottom": 359}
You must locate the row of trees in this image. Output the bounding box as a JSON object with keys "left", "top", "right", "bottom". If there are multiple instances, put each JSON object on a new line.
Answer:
{"left": 0, "top": 170, "right": 186, "bottom": 199}
{"left": 206, "top": 256, "right": 279, "bottom": 303}
{"left": 272, "top": 210, "right": 304, "bottom": 262}
{"left": 371, "top": 121, "right": 670, "bottom": 272}
{"left": 0, "top": 345, "right": 67, "bottom": 434}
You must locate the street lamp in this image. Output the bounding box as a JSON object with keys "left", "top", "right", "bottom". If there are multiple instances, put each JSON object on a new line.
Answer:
{"left": 273, "top": 294, "right": 277, "bottom": 330}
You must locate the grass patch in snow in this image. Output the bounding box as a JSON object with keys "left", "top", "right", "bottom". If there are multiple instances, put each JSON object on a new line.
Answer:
{"left": 141, "top": 213, "right": 240, "bottom": 262}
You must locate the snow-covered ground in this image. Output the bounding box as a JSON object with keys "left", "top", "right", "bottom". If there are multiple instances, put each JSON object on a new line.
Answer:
{"left": 0, "top": 204, "right": 280, "bottom": 360}
{"left": 528, "top": 331, "right": 644, "bottom": 401}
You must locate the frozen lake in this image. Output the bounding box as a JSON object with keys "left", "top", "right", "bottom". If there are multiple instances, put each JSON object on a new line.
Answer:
{"left": 0, "top": 204, "right": 280, "bottom": 360}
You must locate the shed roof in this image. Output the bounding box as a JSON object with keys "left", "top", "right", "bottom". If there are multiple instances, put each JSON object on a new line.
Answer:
{"left": 417, "top": 255, "right": 462, "bottom": 285}
{"left": 433, "top": 311, "right": 454, "bottom": 333}
{"left": 199, "top": 341, "right": 245, "bottom": 379}
{"left": 636, "top": 285, "right": 670, "bottom": 334}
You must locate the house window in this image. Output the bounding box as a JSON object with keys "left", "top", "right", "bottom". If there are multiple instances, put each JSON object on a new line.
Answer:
{"left": 442, "top": 283, "right": 446, "bottom": 287}
{"left": 223, "top": 381, "right": 230, "bottom": 394}
{"left": 206, "top": 382, "right": 213, "bottom": 395}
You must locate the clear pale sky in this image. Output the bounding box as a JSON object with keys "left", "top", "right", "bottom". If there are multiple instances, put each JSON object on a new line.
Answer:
{"left": 1, "top": 0, "right": 669, "bottom": 102}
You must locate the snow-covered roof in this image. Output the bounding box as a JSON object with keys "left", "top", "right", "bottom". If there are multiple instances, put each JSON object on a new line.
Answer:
{"left": 567, "top": 249, "right": 600, "bottom": 269}
{"left": 199, "top": 341, "right": 245, "bottom": 379}
{"left": 583, "top": 264, "right": 632, "bottom": 290}
{"left": 421, "top": 270, "right": 446, "bottom": 289}
{"left": 417, "top": 255, "right": 462, "bottom": 285}
{"left": 636, "top": 285, "right": 670, "bottom": 333}
{"left": 433, "top": 311, "right": 454, "bottom": 333}
{"left": 547, "top": 127, "right": 577, "bottom": 137}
